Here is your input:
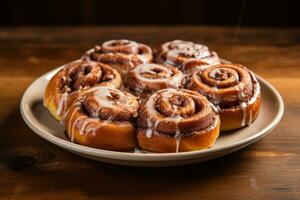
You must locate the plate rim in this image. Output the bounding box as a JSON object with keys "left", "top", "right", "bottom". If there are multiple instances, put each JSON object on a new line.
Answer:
{"left": 20, "top": 67, "right": 284, "bottom": 162}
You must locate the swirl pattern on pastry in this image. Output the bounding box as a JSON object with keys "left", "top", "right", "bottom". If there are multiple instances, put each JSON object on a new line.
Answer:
{"left": 43, "top": 39, "right": 263, "bottom": 153}
{"left": 44, "top": 60, "right": 121, "bottom": 121}
{"left": 156, "top": 40, "right": 220, "bottom": 71}
{"left": 186, "top": 63, "right": 261, "bottom": 131}
{"left": 64, "top": 86, "right": 139, "bottom": 151}
{"left": 83, "top": 39, "right": 153, "bottom": 77}
{"left": 137, "top": 88, "right": 220, "bottom": 153}
{"left": 126, "top": 63, "right": 184, "bottom": 95}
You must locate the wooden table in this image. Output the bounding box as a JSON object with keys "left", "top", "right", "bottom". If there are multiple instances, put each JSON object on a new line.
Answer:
{"left": 0, "top": 26, "right": 299, "bottom": 200}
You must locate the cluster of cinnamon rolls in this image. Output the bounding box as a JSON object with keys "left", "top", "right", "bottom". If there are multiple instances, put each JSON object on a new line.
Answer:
{"left": 44, "top": 39, "right": 261, "bottom": 153}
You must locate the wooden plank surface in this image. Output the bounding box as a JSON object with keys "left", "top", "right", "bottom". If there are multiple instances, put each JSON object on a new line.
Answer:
{"left": 0, "top": 26, "right": 299, "bottom": 200}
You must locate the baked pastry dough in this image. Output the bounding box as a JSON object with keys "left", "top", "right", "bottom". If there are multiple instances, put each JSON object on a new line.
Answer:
{"left": 187, "top": 63, "right": 260, "bottom": 131}
{"left": 44, "top": 60, "right": 121, "bottom": 121}
{"left": 126, "top": 63, "right": 184, "bottom": 95}
{"left": 156, "top": 40, "right": 220, "bottom": 72}
{"left": 44, "top": 40, "right": 261, "bottom": 152}
{"left": 137, "top": 89, "right": 220, "bottom": 152}
{"left": 83, "top": 39, "right": 153, "bottom": 77}
{"left": 64, "top": 86, "right": 139, "bottom": 151}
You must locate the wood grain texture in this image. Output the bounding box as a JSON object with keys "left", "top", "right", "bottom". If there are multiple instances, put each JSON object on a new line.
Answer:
{"left": 0, "top": 26, "right": 299, "bottom": 200}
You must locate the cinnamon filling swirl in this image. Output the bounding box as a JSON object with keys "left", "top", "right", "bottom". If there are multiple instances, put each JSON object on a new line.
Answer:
{"left": 187, "top": 63, "right": 261, "bottom": 130}
{"left": 157, "top": 40, "right": 220, "bottom": 70}
{"left": 61, "top": 60, "right": 121, "bottom": 92}
{"left": 64, "top": 86, "right": 139, "bottom": 151}
{"left": 137, "top": 89, "right": 219, "bottom": 152}
{"left": 83, "top": 39, "right": 153, "bottom": 76}
{"left": 126, "top": 63, "right": 184, "bottom": 95}
{"left": 44, "top": 60, "right": 121, "bottom": 120}
{"left": 44, "top": 39, "right": 261, "bottom": 152}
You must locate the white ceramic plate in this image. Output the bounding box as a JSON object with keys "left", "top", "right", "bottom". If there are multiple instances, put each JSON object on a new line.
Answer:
{"left": 20, "top": 67, "right": 284, "bottom": 167}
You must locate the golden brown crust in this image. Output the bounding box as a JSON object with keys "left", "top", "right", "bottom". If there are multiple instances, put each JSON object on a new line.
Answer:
{"left": 63, "top": 86, "right": 139, "bottom": 151}
{"left": 186, "top": 63, "right": 261, "bottom": 131}
{"left": 44, "top": 60, "right": 121, "bottom": 121}
{"left": 137, "top": 119, "right": 220, "bottom": 153}
{"left": 136, "top": 88, "right": 220, "bottom": 153}
{"left": 83, "top": 39, "right": 153, "bottom": 77}
{"left": 220, "top": 93, "right": 261, "bottom": 131}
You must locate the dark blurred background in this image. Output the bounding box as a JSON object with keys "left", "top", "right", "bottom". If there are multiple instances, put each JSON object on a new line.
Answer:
{"left": 0, "top": 0, "right": 300, "bottom": 27}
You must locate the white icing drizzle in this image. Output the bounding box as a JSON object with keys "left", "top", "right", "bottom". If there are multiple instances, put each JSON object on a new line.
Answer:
{"left": 168, "top": 73, "right": 182, "bottom": 89}
{"left": 102, "top": 39, "right": 139, "bottom": 53}
{"left": 56, "top": 92, "right": 68, "bottom": 116}
{"left": 208, "top": 70, "right": 259, "bottom": 127}
{"left": 248, "top": 109, "right": 253, "bottom": 126}
{"left": 192, "top": 67, "right": 260, "bottom": 128}
{"left": 248, "top": 72, "right": 261, "bottom": 105}
{"left": 246, "top": 72, "right": 260, "bottom": 126}
{"left": 144, "top": 89, "right": 192, "bottom": 152}
{"left": 83, "top": 48, "right": 95, "bottom": 61}
{"left": 65, "top": 85, "right": 136, "bottom": 142}
{"left": 175, "top": 131, "right": 181, "bottom": 152}
{"left": 202, "top": 51, "right": 220, "bottom": 65}
{"left": 132, "top": 63, "right": 183, "bottom": 91}
{"left": 209, "top": 102, "right": 220, "bottom": 113}
{"left": 68, "top": 107, "right": 80, "bottom": 142}
{"left": 133, "top": 64, "right": 170, "bottom": 82}
{"left": 93, "top": 40, "right": 151, "bottom": 69}
{"left": 240, "top": 102, "right": 247, "bottom": 127}
{"left": 237, "top": 83, "right": 247, "bottom": 127}
{"left": 135, "top": 64, "right": 161, "bottom": 75}
{"left": 82, "top": 84, "right": 138, "bottom": 138}
{"left": 79, "top": 118, "right": 92, "bottom": 135}
{"left": 207, "top": 92, "right": 221, "bottom": 106}
{"left": 91, "top": 86, "right": 132, "bottom": 110}
{"left": 127, "top": 54, "right": 134, "bottom": 68}
{"left": 162, "top": 40, "right": 195, "bottom": 51}
{"left": 182, "top": 58, "right": 211, "bottom": 72}
{"left": 91, "top": 114, "right": 117, "bottom": 136}
{"left": 233, "top": 72, "right": 240, "bottom": 83}
{"left": 138, "top": 54, "right": 150, "bottom": 64}
{"left": 161, "top": 40, "right": 220, "bottom": 66}
{"left": 207, "top": 68, "right": 260, "bottom": 127}
{"left": 68, "top": 104, "right": 119, "bottom": 141}
{"left": 146, "top": 117, "right": 153, "bottom": 138}
{"left": 145, "top": 117, "right": 161, "bottom": 139}
{"left": 44, "top": 69, "right": 67, "bottom": 112}
{"left": 163, "top": 58, "right": 177, "bottom": 66}
{"left": 173, "top": 115, "right": 182, "bottom": 153}
{"left": 166, "top": 48, "right": 208, "bottom": 63}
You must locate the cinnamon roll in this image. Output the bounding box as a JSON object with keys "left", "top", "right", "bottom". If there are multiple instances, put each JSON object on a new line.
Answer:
{"left": 156, "top": 40, "right": 220, "bottom": 72}
{"left": 125, "top": 63, "right": 184, "bottom": 95}
{"left": 187, "top": 63, "right": 261, "bottom": 131}
{"left": 64, "top": 86, "right": 139, "bottom": 151}
{"left": 137, "top": 89, "right": 220, "bottom": 153}
{"left": 44, "top": 60, "right": 122, "bottom": 121}
{"left": 83, "top": 39, "right": 153, "bottom": 77}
